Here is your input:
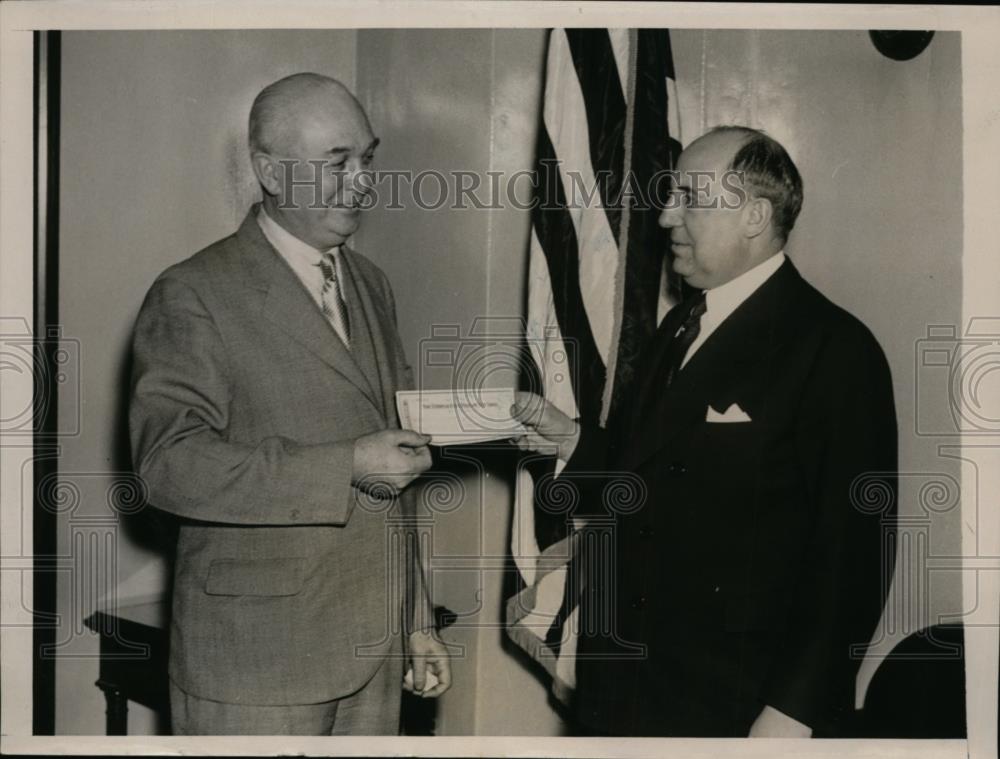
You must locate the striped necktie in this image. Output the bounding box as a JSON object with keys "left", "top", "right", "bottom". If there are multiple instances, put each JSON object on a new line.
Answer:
{"left": 662, "top": 292, "right": 707, "bottom": 387}
{"left": 626, "top": 291, "right": 707, "bottom": 436}
{"left": 319, "top": 251, "right": 350, "bottom": 346}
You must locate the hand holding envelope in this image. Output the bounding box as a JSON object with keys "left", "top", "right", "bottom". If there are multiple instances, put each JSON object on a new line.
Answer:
{"left": 509, "top": 390, "right": 581, "bottom": 461}
{"left": 396, "top": 387, "right": 527, "bottom": 445}
{"left": 351, "top": 428, "right": 432, "bottom": 496}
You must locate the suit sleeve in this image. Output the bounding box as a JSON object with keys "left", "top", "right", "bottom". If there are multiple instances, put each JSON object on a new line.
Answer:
{"left": 553, "top": 424, "right": 617, "bottom": 518}
{"left": 130, "top": 275, "right": 359, "bottom": 526}
{"left": 376, "top": 267, "right": 437, "bottom": 633}
{"left": 402, "top": 517, "right": 437, "bottom": 636}
{"left": 763, "top": 323, "right": 898, "bottom": 732}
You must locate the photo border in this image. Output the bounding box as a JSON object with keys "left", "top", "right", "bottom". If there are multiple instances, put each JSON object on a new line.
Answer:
{"left": 1, "top": 2, "right": 996, "bottom": 757}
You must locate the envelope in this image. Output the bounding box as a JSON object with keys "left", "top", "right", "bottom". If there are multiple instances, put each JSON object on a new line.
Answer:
{"left": 396, "top": 387, "right": 527, "bottom": 445}
{"left": 706, "top": 402, "right": 752, "bottom": 423}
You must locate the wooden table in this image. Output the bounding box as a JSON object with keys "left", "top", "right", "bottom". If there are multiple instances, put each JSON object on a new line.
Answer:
{"left": 83, "top": 599, "right": 170, "bottom": 735}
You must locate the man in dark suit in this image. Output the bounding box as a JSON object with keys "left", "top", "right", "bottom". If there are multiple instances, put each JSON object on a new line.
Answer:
{"left": 130, "top": 73, "right": 450, "bottom": 735}
{"left": 512, "top": 126, "right": 897, "bottom": 738}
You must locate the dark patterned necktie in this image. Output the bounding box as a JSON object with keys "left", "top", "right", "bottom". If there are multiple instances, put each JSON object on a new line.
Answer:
{"left": 319, "top": 252, "right": 350, "bottom": 346}
{"left": 623, "top": 291, "right": 708, "bottom": 443}
{"left": 662, "top": 292, "right": 707, "bottom": 387}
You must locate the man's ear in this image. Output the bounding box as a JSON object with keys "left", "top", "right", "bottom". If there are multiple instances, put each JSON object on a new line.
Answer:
{"left": 250, "top": 152, "right": 281, "bottom": 196}
{"left": 743, "top": 196, "right": 774, "bottom": 239}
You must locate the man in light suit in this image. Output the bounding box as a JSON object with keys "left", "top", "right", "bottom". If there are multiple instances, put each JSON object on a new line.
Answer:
{"left": 513, "top": 126, "right": 897, "bottom": 738}
{"left": 130, "top": 73, "right": 450, "bottom": 735}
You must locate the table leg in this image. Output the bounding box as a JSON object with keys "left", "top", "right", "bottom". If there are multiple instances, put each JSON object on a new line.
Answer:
{"left": 96, "top": 681, "right": 128, "bottom": 735}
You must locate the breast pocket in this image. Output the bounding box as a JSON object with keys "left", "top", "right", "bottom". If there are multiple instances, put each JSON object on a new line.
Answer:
{"left": 204, "top": 557, "right": 308, "bottom": 597}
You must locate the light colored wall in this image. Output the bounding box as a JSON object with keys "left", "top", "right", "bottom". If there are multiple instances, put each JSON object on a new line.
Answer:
{"left": 56, "top": 29, "right": 357, "bottom": 734}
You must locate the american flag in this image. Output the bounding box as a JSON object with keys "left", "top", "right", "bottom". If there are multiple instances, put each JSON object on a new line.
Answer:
{"left": 506, "top": 28, "right": 683, "bottom": 705}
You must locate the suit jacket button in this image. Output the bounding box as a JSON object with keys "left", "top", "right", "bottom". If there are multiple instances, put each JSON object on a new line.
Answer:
{"left": 630, "top": 595, "right": 647, "bottom": 610}
{"left": 668, "top": 462, "right": 686, "bottom": 475}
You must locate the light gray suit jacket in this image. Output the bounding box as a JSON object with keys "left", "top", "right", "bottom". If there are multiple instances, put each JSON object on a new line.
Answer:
{"left": 130, "top": 207, "right": 432, "bottom": 706}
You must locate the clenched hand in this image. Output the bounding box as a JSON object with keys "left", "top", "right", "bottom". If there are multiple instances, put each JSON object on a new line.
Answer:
{"left": 405, "top": 629, "right": 452, "bottom": 698}
{"left": 352, "top": 429, "right": 432, "bottom": 496}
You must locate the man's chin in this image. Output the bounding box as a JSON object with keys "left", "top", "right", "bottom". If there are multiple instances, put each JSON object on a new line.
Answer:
{"left": 672, "top": 258, "right": 694, "bottom": 278}
{"left": 325, "top": 211, "right": 361, "bottom": 239}
{"left": 672, "top": 262, "right": 705, "bottom": 290}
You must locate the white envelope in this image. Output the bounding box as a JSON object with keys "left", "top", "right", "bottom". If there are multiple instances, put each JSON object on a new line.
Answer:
{"left": 396, "top": 387, "right": 527, "bottom": 445}
{"left": 706, "top": 402, "right": 752, "bottom": 423}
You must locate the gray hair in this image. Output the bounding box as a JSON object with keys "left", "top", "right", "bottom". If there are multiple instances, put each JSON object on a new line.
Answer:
{"left": 708, "top": 125, "right": 804, "bottom": 243}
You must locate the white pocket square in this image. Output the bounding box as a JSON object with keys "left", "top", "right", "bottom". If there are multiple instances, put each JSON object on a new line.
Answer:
{"left": 706, "top": 403, "right": 752, "bottom": 423}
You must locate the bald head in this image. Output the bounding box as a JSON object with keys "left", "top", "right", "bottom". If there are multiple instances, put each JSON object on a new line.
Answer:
{"left": 248, "top": 73, "right": 366, "bottom": 156}
{"left": 659, "top": 125, "right": 802, "bottom": 289}
{"left": 248, "top": 73, "right": 377, "bottom": 250}
{"left": 697, "top": 126, "right": 803, "bottom": 244}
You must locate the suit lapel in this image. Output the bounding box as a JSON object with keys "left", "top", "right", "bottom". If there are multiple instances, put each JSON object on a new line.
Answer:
{"left": 620, "top": 259, "right": 801, "bottom": 471}
{"left": 339, "top": 249, "right": 397, "bottom": 419}
{"left": 620, "top": 302, "right": 691, "bottom": 453}
{"left": 236, "top": 208, "right": 383, "bottom": 414}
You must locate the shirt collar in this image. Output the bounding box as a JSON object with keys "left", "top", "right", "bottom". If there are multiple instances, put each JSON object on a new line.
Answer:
{"left": 703, "top": 251, "right": 785, "bottom": 327}
{"left": 256, "top": 206, "right": 341, "bottom": 267}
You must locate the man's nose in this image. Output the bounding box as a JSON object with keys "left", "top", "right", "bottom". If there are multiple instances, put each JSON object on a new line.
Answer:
{"left": 355, "top": 163, "right": 380, "bottom": 193}
{"left": 659, "top": 203, "right": 683, "bottom": 229}
{"left": 337, "top": 166, "right": 372, "bottom": 198}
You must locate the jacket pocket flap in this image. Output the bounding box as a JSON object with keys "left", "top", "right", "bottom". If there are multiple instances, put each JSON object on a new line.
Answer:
{"left": 204, "top": 557, "right": 307, "bottom": 597}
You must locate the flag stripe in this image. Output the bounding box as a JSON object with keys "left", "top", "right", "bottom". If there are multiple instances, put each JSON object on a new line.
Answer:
{"left": 526, "top": 227, "right": 578, "bottom": 420}
{"left": 565, "top": 29, "right": 627, "bottom": 246}
{"left": 545, "top": 30, "right": 620, "bottom": 369}
{"left": 531, "top": 126, "right": 607, "bottom": 424}
{"left": 606, "top": 30, "right": 683, "bottom": 422}
{"left": 598, "top": 28, "right": 639, "bottom": 426}
{"left": 607, "top": 28, "right": 631, "bottom": 101}
{"left": 508, "top": 27, "right": 682, "bottom": 706}
{"left": 543, "top": 530, "right": 586, "bottom": 656}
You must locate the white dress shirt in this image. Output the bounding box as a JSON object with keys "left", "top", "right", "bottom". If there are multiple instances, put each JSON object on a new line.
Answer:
{"left": 256, "top": 207, "right": 350, "bottom": 345}
{"left": 680, "top": 252, "right": 786, "bottom": 368}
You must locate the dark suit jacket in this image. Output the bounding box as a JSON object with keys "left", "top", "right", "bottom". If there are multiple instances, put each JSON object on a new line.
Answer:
{"left": 130, "top": 207, "right": 432, "bottom": 706}
{"left": 562, "top": 259, "right": 897, "bottom": 737}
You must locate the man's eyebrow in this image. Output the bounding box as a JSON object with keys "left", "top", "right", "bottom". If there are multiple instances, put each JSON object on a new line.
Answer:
{"left": 325, "top": 137, "right": 381, "bottom": 156}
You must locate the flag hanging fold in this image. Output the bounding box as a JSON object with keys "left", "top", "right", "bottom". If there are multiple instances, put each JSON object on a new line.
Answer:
{"left": 506, "top": 27, "right": 682, "bottom": 705}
